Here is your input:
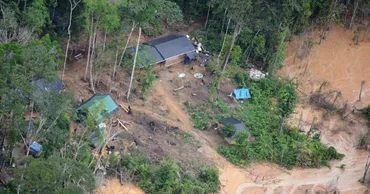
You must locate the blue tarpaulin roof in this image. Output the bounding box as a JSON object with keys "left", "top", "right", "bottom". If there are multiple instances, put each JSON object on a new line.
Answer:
{"left": 233, "top": 88, "right": 251, "bottom": 100}
{"left": 30, "top": 142, "right": 42, "bottom": 153}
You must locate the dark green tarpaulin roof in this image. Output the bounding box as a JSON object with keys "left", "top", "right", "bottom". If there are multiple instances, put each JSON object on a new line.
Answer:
{"left": 77, "top": 95, "right": 119, "bottom": 120}
{"left": 126, "top": 35, "right": 196, "bottom": 67}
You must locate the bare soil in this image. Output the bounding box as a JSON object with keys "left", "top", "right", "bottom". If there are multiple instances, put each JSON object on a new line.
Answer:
{"left": 63, "top": 23, "right": 370, "bottom": 194}
{"left": 96, "top": 179, "right": 145, "bottom": 194}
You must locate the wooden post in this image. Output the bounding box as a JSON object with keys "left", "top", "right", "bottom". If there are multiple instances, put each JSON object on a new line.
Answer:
{"left": 359, "top": 80, "right": 365, "bottom": 102}
{"left": 361, "top": 154, "right": 370, "bottom": 183}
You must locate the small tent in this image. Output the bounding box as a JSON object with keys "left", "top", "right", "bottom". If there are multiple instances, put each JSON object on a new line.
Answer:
{"left": 32, "top": 76, "right": 64, "bottom": 99}
{"left": 77, "top": 95, "right": 119, "bottom": 121}
{"left": 218, "top": 117, "right": 250, "bottom": 143}
{"left": 29, "top": 141, "right": 42, "bottom": 156}
{"left": 233, "top": 88, "right": 251, "bottom": 100}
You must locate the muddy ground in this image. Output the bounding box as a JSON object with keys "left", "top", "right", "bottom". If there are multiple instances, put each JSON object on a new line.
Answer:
{"left": 63, "top": 23, "right": 370, "bottom": 194}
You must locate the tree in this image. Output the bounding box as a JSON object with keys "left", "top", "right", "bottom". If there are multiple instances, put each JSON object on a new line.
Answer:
{"left": 349, "top": 0, "right": 361, "bottom": 29}
{"left": 212, "top": 0, "right": 252, "bottom": 88}
{"left": 84, "top": 0, "right": 120, "bottom": 93}
{"left": 268, "top": 28, "right": 288, "bottom": 75}
{"left": 138, "top": 66, "right": 158, "bottom": 97}
{"left": 277, "top": 81, "right": 297, "bottom": 134}
{"left": 157, "top": 0, "right": 184, "bottom": 26}
{"left": 127, "top": 26, "right": 141, "bottom": 101}
{"left": 219, "top": 124, "right": 236, "bottom": 138}
{"left": 218, "top": 17, "right": 231, "bottom": 63}
{"left": 115, "top": 22, "right": 135, "bottom": 80}
{"left": 62, "top": 0, "right": 82, "bottom": 82}
{"left": 23, "top": 0, "right": 49, "bottom": 34}
{"left": 12, "top": 157, "right": 95, "bottom": 194}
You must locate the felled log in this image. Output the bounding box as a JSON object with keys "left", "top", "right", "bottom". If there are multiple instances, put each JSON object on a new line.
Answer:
{"left": 133, "top": 136, "right": 143, "bottom": 146}
{"left": 118, "top": 120, "right": 128, "bottom": 131}
{"left": 173, "top": 86, "right": 184, "bottom": 92}
{"left": 119, "top": 103, "right": 129, "bottom": 113}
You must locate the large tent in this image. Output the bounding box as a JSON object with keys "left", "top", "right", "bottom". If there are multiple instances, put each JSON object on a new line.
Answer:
{"left": 77, "top": 95, "right": 119, "bottom": 121}
{"left": 126, "top": 35, "right": 196, "bottom": 67}
{"left": 32, "top": 76, "right": 64, "bottom": 100}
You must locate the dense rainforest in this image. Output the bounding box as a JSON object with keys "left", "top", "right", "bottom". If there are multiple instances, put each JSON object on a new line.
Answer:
{"left": 1, "top": 0, "right": 370, "bottom": 193}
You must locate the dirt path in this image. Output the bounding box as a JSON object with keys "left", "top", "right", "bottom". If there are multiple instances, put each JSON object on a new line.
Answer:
{"left": 144, "top": 25, "right": 370, "bottom": 194}
{"left": 64, "top": 22, "right": 370, "bottom": 193}
{"left": 152, "top": 82, "right": 254, "bottom": 193}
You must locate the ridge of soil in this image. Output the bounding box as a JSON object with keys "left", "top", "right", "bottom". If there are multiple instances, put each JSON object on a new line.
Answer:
{"left": 64, "top": 23, "right": 370, "bottom": 194}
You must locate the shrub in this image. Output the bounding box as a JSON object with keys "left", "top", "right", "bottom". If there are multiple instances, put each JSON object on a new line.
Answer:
{"left": 185, "top": 102, "right": 211, "bottom": 130}
{"left": 138, "top": 66, "right": 158, "bottom": 97}
{"left": 121, "top": 155, "right": 220, "bottom": 194}
{"left": 217, "top": 77, "right": 344, "bottom": 169}
{"left": 219, "top": 124, "right": 236, "bottom": 138}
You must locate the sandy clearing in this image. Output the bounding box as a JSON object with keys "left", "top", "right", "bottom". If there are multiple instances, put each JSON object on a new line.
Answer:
{"left": 96, "top": 179, "right": 145, "bottom": 194}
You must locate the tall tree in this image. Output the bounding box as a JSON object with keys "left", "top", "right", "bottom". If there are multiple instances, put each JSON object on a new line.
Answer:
{"left": 62, "top": 0, "right": 82, "bottom": 82}
{"left": 23, "top": 0, "right": 49, "bottom": 34}
{"left": 84, "top": 0, "right": 121, "bottom": 93}
{"left": 114, "top": 21, "right": 135, "bottom": 80}
{"left": 350, "top": 0, "right": 361, "bottom": 29}
{"left": 127, "top": 27, "right": 141, "bottom": 101}
{"left": 277, "top": 81, "right": 297, "bottom": 134}
{"left": 13, "top": 157, "right": 95, "bottom": 194}
{"left": 212, "top": 0, "right": 252, "bottom": 87}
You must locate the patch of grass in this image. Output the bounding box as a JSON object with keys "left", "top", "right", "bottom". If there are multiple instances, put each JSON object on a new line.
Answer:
{"left": 180, "top": 132, "right": 193, "bottom": 144}
{"left": 336, "top": 164, "right": 346, "bottom": 171}
{"left": 216, "top": 77, "right": 344, "bottom": 169}
{"left": 184, "top": 102, "right": 213, "bottom": 130}
{"left": 121, "top": 154, "right": 220, "bottom": 194}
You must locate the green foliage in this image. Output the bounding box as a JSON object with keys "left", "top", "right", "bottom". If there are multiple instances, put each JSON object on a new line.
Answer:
{"left": 219, "top": 124, "right": 236, "bottom": 138}
{"left": 221, "top": 35, "right": 242, "bottom": 66}
{"left": 180, "top": 131, "right": 193, "bottom": 144}
{"left": 212, "top": 100, "right": 229, "bottom": 114}
{"left": 217, "top": 77, "right": 343, "bottom": 169}
{"left": 12, "top": 157, "right": 95, "bottom": 194}
{"left": 184, "top": 102, "right": 212, "bottom": 130}
{"left": 277, "top": 81, "right": 298, "bottom": 119}
{"left": 158, "top": 0, "right": 184, "bottom": 26}
{"left": 101, "top": 3, "right": 121, "bottom": 33}
{"left": 268, "top": 30, "right": 287, "bottom": 74}
{"left": 234, "top": 71, "right": 250, "bottom": 88}
{"left": 138, "top": 66, "right": 158, "bottom": 97}
{"left": 42, "top": 113, "right": 71, "bottom": 158}
{"left": 23, "top": 0, "right": 49, "bottom": 33}
{"left": 121, "top": 154, "right": 220, "bottom": 194}
{"left": 152, "top": 159, "right": 181, "bottom": 193}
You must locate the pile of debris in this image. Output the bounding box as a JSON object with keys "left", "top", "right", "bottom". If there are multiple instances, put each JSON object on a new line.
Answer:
{"left": 249, "top": 69, "right": 268, "bottom": 80}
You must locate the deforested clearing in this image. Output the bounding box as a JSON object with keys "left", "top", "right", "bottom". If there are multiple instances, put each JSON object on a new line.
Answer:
{"left": 2, "top": 1, "right": 370, "bottom": 194}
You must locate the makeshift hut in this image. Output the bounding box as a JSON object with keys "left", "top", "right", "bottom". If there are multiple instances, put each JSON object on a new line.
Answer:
{"left": 126, "top": 34, "right": 197, "bottom": 67}
{"left": 218, "top": 117, "right": 250, "bottom": 144}
{"left": 76, "top": 95, "right": 119, "bottom": 122}
{"left": 29, "top": 141, "right": 42, "bottom": 157}
{"left": 91, "top": 128, "right": 105, "bottom": 148}
{"left": 32, "top": 76, "right": 64, "bottom": 96}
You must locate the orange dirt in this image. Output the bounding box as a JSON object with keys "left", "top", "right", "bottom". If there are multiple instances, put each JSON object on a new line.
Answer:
{"left": 232, "top": 24, "right": 370, "bottom": 194}
{"left": 63, "top": 22, "right": 370, "bottom": 194}
{"left": 280, "top": 25, "right": 370, "bottom": 105}
{"left": 142, "top": 25, "right": 370, "bottom": 194}
{"left": 96, "top": 179, "right": 145, "bottom": 194}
